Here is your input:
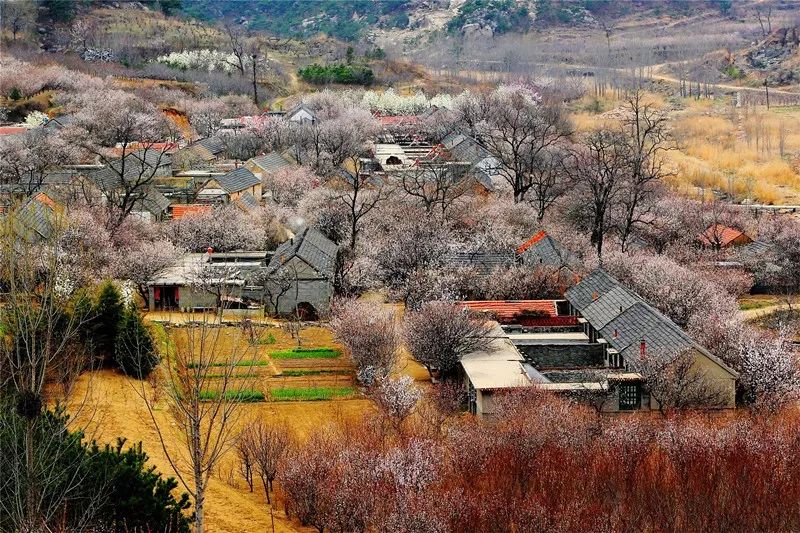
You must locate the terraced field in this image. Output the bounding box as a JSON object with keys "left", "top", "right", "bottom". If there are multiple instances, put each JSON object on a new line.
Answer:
{"left": 196, "top": 324, "right": 358, "bottom": 403}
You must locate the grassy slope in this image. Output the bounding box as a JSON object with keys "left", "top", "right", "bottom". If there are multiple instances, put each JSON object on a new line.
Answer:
{"left": 64, "top": 299, "right": 442, "bottom": 531}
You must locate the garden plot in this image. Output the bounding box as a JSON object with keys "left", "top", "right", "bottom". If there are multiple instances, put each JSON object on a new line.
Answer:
{"left": 187, "top": 323, "right": 357, "bottom": 402}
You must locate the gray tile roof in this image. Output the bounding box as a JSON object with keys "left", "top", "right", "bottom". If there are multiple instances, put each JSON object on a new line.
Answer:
{"left": 13, "top": 195, "right": 56, "bottom": 242}
{"left": 42, "top": 114, "right": 75, "bottom": 130}
{"left": 90, "top": 152, "right": 170, "bottom": 191}
{"left": 195, "top": 136, "right": 225, "bottom": 155}
{"left": 581, "top": 286, "right": 642, "bottom": 330}
{"left": 235, "top": 191, "right": 261, "bottom": 212}
{"left": 216, "top": 167, "right": 260, "bottom": 194}
{"left": 131, "top": 149, "right": 172, "bottom": 169}
{"left": 136, "top": 187, "right": 171, "bottom": 216}
{"left": 520, "top": 234, "right": 579, "bottom": 269}
{"left": 448, "top": 135, "right": 492, "bottom": 164}
{"left": 564, "top": 270, "right": 620, "bottom": 311}
{"left": 565, "top": 269, "right": 738, "bottom": 377}
{"left": 447, "top": 250, "right": 518, "bottom": 275}
{"left": 268, "top": 227, "right": 337, "bottom": 277}
{"left": 250, "top": 152, "right": 294, "bottom": 173}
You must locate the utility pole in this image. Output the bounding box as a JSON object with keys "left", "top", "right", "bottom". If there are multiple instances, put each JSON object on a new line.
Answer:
{"left": 764, "top": 80, "right": 770, "bottom": 109}
{"left": 251, "top": 53, "right": 259, "bottom": 106}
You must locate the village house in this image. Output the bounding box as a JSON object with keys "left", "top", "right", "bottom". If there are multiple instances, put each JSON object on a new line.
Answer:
{"left": 88, "top": 155, "right": 173, "bottom": 223}
{"left": 171, "top": 136, "right": 226, "bottom": 171}
{"left": 147, "top": 250, "right": 271, "bottom": 311}
{"left": 263, "top": 227, "right": 338, "bottom": 319}
{"left": 285, "top": 103, "right": 317, "bottom": 124}
{"left": 697, "top": 224, "right": 754, "bottom": 250}
{"left": 458, "top": 270, "right": 738, "bottom": 415}
{"left": 146, "top": 227, "right": 336, "bottom": 317}
{"left": 440, "top": 132, "right": 503, "bottom": 189}
{"left": 196, "top": 167, "right": 261, "bottom": 204}
{"left": 246, "top": 151, "right": 298, "bottom": 202}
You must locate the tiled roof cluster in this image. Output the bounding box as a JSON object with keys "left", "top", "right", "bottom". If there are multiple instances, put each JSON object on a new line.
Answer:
{"left": 565, "top": 270, "right": 738, "bottom": 376}
{"left": 268, "top": 227, "right": 338, "bottom": 277}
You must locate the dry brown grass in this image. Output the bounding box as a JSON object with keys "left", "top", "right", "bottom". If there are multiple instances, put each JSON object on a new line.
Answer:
{"left": 68, "top": 369, "right": 370, "bottom": 532}
{"left": 668, "top": 101, "right": 800, "bottom": 204}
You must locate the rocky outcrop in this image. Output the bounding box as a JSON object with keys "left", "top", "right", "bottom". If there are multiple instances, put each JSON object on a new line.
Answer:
{"left": 461, "top": 23, "right": 493, "bottom": 39}
{"left": 746, "top": 27, "right": 800, "bottom": 85}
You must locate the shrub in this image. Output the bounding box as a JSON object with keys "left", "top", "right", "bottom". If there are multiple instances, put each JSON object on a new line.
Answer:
{"left": 298, "top": 64, "right": 374, "bottom": 86}
{"left": 115, "top": 303, "right": 159, "bottom": 379}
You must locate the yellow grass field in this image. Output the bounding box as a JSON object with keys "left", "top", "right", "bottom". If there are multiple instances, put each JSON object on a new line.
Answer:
{"left": 65, "top": 311, "right": 431, "bottom": 532}
{"left": 572, "top": 92, "right": 800, "bottom": 205}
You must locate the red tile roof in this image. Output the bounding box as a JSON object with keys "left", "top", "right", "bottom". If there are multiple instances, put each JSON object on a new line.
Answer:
{"left": 0, "top": 126, "right": 26, "bottom": 136}
{"left": 517, "top": 230, "right": 547, "bottom": 254}
{"left": 375, "top": 115, "right": 421, "bottom": 126}
{"left": 697, "top": 224, "right": 750, "bottom": 247}
{"left": 172, "top": 204, "right": 212, "bottom": 219}
{"left": 458, "top": 300, "right": 558, "bottom": 322}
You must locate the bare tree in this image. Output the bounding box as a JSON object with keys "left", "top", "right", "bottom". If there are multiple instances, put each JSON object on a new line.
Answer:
{"left": 239, "top": 418, "right": 293, "bottom": 504}
{"left": 569, "top": 129, "right": 629, "bottom": 257}
{"left": 236, "top": 437, "right": 254, "bottom": 492}
{"left": 334, "top": 159, "right": 392, "bottom": 252}
{"left": 457, "top": 86, "right": 572, "bottom": 204}
{"left": 616, "top": 89, "right": 675, "bottom": 251}
{"left": 257, "top": 266, "right": 296, "bottom": 317}
{"left": 1, "top": 1, "right": 34, "bottom": 41}
{"left": 755, "top": 6, "right": 772, "bottom": 37}
{"left": 0, "top": 210, "right": 97, "bottom": 531}
{"left": 137, "top": 303, "right": 256, "bottom": 532}
{"left": 398, "top": 161, "right": 472, "bottom": 219}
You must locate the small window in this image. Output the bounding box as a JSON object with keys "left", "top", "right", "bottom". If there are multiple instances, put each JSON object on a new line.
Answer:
{"left": 619, "top": 383, "right": 641, "bottom": 410}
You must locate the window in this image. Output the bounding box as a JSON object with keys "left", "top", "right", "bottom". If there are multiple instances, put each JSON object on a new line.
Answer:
{"left": 618, "top": 383, "right": 641, "bottom": 410}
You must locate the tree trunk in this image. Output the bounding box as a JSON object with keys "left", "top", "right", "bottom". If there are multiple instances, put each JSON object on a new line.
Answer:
{"left": 251, "top": 60, "right": 259, "bottom": 106}
{"left": 25, "top": 420, "right": 38, "bottom": 532}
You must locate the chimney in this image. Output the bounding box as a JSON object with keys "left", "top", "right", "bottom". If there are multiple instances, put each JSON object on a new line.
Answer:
{"left": 613, "top": 329, "right": 619, "bottom": 338}
{"left": 640, "top": 339, "right": 647, "bottom": 358}
{"left": 592, "top": 291, "right": 599, "bottom": 301}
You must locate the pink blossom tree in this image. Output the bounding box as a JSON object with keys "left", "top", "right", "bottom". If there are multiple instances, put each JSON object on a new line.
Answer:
{"left": 739, "top": 326, "right": 800, "bottom": 412}
{"left": 405, "top": 301, "right": 493, "bottom": 380}
{"left": 65, "top": 89, "right": 175, "bottom": 229}
{"left": 329, "top": 299, "right": 399, "bottom": 385}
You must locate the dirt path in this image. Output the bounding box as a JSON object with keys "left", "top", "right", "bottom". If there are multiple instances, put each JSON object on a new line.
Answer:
{"left": 739, "top": 302, "right": 793, "bottom": 321}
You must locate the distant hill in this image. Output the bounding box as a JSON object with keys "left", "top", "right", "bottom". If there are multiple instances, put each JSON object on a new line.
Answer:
{"left": 178, "top": 0, "right": 740, "bottom": 42}
{"left": 179, "top": 0, "right": 416, "bottom": 42}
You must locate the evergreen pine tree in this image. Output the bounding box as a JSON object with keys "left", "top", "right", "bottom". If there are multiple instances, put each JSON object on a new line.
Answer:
{"left": 115, "top": 302, "right": 159, "bottom": 378}
{"left": 92, "top": 281, "right": 123, "bottom": 362}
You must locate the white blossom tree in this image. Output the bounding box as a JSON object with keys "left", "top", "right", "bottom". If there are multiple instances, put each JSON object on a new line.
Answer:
{"left": 739, "top": 326, "right": 800, "bottom": 412}
{"left": 405, "top": 301, "right": 494, "bottom": 380}
{"left": 329, "top": 299, "right": 399, "bottom": 385}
